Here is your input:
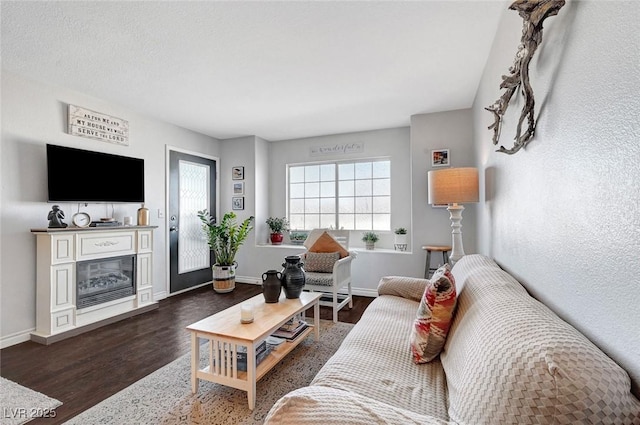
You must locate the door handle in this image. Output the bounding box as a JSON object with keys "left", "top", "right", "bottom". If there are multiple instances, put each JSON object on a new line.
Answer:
{"left": 170, "top": 226, "right": 178, "bottom": 232}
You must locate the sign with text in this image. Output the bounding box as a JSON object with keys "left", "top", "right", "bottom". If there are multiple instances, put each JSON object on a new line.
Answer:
{"left": 68, "top": 105, "right": 129, "bottom": 146}
{"left": 309, "top": 142, "right": 364, "bottom": 156}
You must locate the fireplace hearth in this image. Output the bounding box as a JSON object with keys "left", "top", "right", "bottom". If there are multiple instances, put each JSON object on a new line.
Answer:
{"left": 77, "top": 254, "right": 136, "bottom": 309}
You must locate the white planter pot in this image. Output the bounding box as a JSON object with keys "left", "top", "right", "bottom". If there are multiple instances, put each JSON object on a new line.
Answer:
{"left": 212, "top": 263, "right": 236, "bottom": 293}
{"left": 394, "top": 234, "right": 408, "bottom": 251}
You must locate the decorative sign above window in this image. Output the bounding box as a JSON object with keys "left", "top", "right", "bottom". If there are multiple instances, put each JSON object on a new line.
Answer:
{"left": 485, "top": 0, "right": 565, "bottom": 155}
{"left": 310, "top": 142, "right": 364, "bottom": 157}
{"left": 67, "top": 104, "right": 129, "bottom": 146}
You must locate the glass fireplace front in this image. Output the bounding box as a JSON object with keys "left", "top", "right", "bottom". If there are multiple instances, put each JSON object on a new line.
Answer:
{"left": 76, "top": 254, "right": 136, "bottom": 309}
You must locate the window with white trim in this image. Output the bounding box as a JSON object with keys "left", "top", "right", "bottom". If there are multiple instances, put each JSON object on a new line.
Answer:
{"left": 288, "top": 159, "right": 391, "bottom": 231}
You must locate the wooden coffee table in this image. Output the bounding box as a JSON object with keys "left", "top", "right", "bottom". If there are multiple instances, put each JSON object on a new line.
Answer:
{"left": 186, "top": 291, "right": 321, "bottom": 410}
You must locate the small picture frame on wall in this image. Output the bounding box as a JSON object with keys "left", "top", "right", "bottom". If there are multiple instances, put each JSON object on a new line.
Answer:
{"left": 232, "top": 197, "right": 244, "bottom": 210}
{"left": 431, "top": 149, "right": 450, "bottom": 167}
{"left": 232, "top": 166, "right": 244, "bottom": 180}
{"left": 233, "top": 182, "right": 245, "bottom": 195}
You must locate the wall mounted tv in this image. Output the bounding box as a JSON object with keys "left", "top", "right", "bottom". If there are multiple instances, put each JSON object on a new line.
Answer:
{"left": 47, "top": 144, "right": 145, "bottom": 203}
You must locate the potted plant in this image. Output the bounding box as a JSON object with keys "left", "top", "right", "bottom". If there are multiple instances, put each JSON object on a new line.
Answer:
{"left": 394, "top": 227, "right": 408, "bottom": 251}
{"left": 289, "top": 230, "right": 308, "bottom": 245}
{"left": 362, "top": 231, "right": 379, "bottom": 250}
{"left": 198, "top": 210, "right": 254, "bottom": 293}
{"left": 266, "top": 216, "right": 289, "bottom": 245}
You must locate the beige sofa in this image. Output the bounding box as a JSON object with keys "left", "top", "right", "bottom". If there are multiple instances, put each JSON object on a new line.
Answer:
{"left": 264, "top": 254, "right": 640, "bottom": 424}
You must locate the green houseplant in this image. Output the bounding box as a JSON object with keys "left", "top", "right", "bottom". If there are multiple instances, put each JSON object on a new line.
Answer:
{"left": 289, "top": 231, "right": 308, "bottom": 245}
{"left": 362, "top": 231, "right": 379, "bottom": 250}
{"left": 198, "top": 210, "right": 254, "bottom": 293}
{"left": 266, "top": 216, "right": 289, "bottom": 245}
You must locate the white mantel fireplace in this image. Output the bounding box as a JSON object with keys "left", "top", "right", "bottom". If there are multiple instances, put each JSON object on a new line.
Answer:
{"left": 31, "top": 226, "right": 158, "bottom": 344}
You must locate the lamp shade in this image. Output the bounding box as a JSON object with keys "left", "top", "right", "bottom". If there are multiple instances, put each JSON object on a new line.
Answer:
{"left": 428, "top": 167, "right": 479, "bottom": 205}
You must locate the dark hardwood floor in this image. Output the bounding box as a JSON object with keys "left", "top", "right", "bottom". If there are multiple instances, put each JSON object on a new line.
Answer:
{"left": 0, "top": 283, "right": 374, "bottom": 424}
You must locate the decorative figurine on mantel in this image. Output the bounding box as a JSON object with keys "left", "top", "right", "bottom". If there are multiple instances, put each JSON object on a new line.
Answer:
{"left": 47, "top": 205, "right": 68, "bottom": 228}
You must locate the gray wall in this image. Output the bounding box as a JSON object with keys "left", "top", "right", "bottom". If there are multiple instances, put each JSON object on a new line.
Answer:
{"left": 269, "top": 127, "right": 412, "bottom": 249}
{"left": 473, "top": 1, "right": 640, "bottom": 393}
{"left": 224, "top": 121, "right": 476, "bottom": 295}
{"left": 229, "top": 127, "right": 420, "bottom": 295}
{"left": 410, "top": 109, "right": 477, "bottom": 259}
{"left": 0, "top": 69, "right": 475, "bottom": 345}
{"left": 0, "top": 72, "right": 220, "bottom": 346}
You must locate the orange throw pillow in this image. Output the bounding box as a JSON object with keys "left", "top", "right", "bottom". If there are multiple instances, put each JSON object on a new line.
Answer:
{"left": 308, "top": 231, "right": 349, "bottom": 258}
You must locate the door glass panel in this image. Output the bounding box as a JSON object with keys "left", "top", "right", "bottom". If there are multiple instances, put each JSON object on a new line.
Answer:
{"left": 178, "top": 160, "right": 210, "bottom": 273}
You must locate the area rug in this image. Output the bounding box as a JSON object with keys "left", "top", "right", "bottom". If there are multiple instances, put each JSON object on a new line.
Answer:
{"left": 63, "top": 320, "right": 353, "bottom": 424}
{"left": 0, "top": 377, "right": 63, "bottom": 425}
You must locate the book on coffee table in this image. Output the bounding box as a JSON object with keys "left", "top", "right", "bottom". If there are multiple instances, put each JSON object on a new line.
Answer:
{"left": 215, "top": 340, "right": 269, "bottom": 372}
{"left": 278, "top": 314, "right": 304, "bottom": 331}
{"left": 266, "top": 336, "right": 286, "bottom": 348}
{"left": 272, "top": 320, "right": 308, "bottom": 340}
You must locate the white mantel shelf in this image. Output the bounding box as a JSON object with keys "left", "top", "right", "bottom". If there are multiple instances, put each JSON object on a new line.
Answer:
{"left": 30, "top": 226, "right": 159, "bottom": 345}
{"left": 31, "top": 225, "right": 158, "bottom": 233}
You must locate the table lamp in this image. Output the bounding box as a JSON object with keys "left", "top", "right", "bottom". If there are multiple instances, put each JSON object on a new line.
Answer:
{"left": 428, "top": 167, "right": 479, "bottom": 265}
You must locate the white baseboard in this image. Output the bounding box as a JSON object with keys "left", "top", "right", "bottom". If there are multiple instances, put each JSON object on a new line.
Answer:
{"left": 352, "top": 287, "right": 378, "bottom": 298}
{"left": 1, "top": 328, "right": 34, "bottom": 349}
{"left": 236, "top": 275, "right": 261, "bottom": 285}
{"left": 153, "top": 290, "right": 168, "bottom": 300}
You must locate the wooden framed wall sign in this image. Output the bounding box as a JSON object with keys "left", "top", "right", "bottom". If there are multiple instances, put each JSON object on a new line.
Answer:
{"left": 68, "top": 105, "right": 129, "bottom": 146}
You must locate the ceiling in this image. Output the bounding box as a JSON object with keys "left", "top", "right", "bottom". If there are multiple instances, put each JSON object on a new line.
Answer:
{"left": 1, "top": 1, "right": 505, "bottom": 141}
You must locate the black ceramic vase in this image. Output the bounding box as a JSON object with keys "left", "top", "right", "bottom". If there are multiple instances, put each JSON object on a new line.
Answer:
{"left": 261, "top": 270, "right": 282, "bottom": 303}
{"left": 280, "top": 256, "right": 305, "bottom": 299}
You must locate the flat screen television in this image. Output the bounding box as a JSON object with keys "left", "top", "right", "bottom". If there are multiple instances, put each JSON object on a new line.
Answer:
{"left": 47, "top": 144, "right": 145, "bottom": 203}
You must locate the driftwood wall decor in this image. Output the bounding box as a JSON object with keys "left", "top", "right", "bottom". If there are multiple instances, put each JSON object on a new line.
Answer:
{"left": 485, "top": 0, "right": 566, "bottom": 154}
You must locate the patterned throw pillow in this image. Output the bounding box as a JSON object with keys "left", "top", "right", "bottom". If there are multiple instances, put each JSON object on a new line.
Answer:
{"left": 304, "top": 252, "right": 340, "bottom": 273}
{"left": 410, "top": 264, "right": 457, "bottom": 363}
{"left": 308, "top": 231, "right": 349, "bottom": 258}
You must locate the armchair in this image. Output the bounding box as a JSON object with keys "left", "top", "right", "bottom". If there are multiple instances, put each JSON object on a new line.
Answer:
{"left": 300, "top": 229, "right": 356, "bottom": 323}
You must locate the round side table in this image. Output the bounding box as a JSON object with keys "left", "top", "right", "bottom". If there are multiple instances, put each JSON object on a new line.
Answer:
{"left": 421, "top": 245, "right": 452, "bottom": 279}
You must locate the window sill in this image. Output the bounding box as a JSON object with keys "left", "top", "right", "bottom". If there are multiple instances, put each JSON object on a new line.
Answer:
{"left": 256, "top": 243, "right": 306, "bottom": 249}
{"left": 255, "top": 244, "right": 412, "bottom": 255}
{"left": 351, "top": 247, "right": 413, "bottom": 254}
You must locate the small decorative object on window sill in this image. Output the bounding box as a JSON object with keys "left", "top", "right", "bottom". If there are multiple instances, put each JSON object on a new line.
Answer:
{"left": 485, "top": 0, "right": 566, "bottom": 155}
{"left": 289, "top": 231, "right": 308, "bottom": 245}
{"left": 362, "top": 231, "right": 379, "bottom": 250}
{"left": 266, "top": 216, "right": 289, "bottom": 245}
{"left": 394, "top": 227, "right": 408, "bottom": 251}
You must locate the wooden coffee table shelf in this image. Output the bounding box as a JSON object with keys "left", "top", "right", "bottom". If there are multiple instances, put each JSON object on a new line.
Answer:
{"left": 186, "top": 292, "right": 321, "bottom": 410}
